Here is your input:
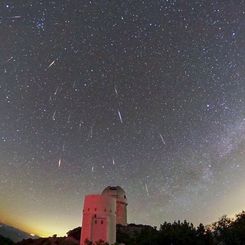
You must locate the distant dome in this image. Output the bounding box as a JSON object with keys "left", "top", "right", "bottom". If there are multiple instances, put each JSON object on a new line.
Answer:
{"left": 102, "top": 186, "right": 127, "bottom": 203}
{"left": 102, "top": 186, "right": 128, "bottom": 225}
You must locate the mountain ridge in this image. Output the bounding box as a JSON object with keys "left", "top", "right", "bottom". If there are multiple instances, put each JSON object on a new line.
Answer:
{"left": 0, "top": 223, "right": 39, "bottom": 243}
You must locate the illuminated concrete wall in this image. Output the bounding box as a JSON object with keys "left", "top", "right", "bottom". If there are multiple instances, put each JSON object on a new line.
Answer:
{"left": 80, "top": 195, "right": 116, "bottom": 245}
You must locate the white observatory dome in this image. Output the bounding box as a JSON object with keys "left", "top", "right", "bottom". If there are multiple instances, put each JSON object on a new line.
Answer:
{"left": 102, "top": 186, "right": 127, "bottom": 202}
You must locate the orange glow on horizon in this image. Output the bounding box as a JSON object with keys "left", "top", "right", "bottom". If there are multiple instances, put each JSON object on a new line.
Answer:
{"left": 0, "top": 212, "right": 69, "bottom": 237}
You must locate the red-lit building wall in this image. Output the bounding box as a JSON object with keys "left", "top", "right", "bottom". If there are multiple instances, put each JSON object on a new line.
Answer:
{"left": 80, "top": 195, "right": 116, "bottom": 245}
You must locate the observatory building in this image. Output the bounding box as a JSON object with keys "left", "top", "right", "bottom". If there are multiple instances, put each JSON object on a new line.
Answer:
{"left": 80, "top": 186, "right": 127, "bottom": 245}
{"left": 102, "top": 186, "right": 127, "bottom": 225}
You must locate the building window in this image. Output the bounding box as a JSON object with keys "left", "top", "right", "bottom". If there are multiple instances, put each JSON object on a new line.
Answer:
{"left": 101, "top": 220, "right": 103, "bottom": 224}
{"left": 95, "top": 220, "right": 97, "bottom": 224}
{"left": 95, "top": 208, "right": 97, "bottom": 211}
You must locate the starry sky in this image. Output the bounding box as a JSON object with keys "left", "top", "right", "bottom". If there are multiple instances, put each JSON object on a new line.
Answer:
{"left": 1, "top": 0, "right": 245, "bottom": 237}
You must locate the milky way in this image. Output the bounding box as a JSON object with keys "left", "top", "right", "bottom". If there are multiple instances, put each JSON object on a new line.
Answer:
{"left": 0, "top": 1, "right": 245, "bottom": 236}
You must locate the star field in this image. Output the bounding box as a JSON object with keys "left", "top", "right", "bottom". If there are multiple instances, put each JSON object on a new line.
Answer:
{"left": 0, "top": 0, "right": 245, "bottom": 236}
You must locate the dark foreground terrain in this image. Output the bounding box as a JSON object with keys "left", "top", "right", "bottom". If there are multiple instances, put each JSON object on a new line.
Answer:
{"left": 2, "top": 211, "right": 245, "bottom": 245}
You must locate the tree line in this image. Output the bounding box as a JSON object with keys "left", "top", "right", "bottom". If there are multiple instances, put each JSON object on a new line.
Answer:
{"left": 83, "top": 211, "right": 245, "bottom": 245}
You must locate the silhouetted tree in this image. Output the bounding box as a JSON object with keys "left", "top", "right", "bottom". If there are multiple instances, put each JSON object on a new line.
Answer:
{"left": 232, "top": 211, "right": 245, "bottom": 243}
{"left": 212, "top": 215, "right": 236, "bottom": 245}
{"left": 211, "top": 211, "right": 245, "bottom": 245}
{"left": 196, "top": 223, "right": 213, "bottom": 245}
{"left": 67, "top": 226, "right": 81, "bottom": 241}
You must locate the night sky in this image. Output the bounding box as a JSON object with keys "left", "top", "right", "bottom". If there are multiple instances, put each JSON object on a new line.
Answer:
{"left": 1, "top": 0, "right": 245, "bottom": 237}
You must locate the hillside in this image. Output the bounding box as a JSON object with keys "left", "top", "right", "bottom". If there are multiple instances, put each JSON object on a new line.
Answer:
{"left": 0, "top": 234, "right": 14, "bottom": 245}
{"left": 0, "top": 224, "right": 38, "bottom": 243}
